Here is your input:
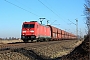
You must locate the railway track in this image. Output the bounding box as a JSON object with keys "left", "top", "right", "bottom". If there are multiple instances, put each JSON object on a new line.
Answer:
{"left": 0, "top": 40, "right": 81, "bottom": 50}
{"left": 0, "top": 40, "right": 83, "bottom": 60}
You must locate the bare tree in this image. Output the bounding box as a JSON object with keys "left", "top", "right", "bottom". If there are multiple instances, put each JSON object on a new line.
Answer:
{"left": 84, "top": 0, "right": 90, "bottom": 34}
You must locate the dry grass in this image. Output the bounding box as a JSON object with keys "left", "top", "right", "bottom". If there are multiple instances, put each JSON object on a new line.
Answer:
{"left": 0, "top": 40, "right": 23, "bottom": 44}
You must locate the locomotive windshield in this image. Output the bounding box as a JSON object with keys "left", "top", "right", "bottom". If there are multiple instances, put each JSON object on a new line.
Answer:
{"left": 23, "top": 24, "right": 34, "bottom": 28}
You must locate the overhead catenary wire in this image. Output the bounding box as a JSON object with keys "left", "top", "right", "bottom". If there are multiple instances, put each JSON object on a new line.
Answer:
{"left": 15, "top": 0, "right": 32, "bottom": 9}
{"left": 5, "top": 0, "right": 76, "bottom": 32}
{"left": 38, "top": 0, "right": 60, "bottom": 18}
{"left": 4, "top": 0, "right": 40, "bottom": 17}
{"left": 68, "top": 19, "right": 76, "bottom": 25}
{"left": 50, "top": 20, "right": 57, "bottom": 25}
{"left": 68, "top": 19, "right": 79, "bottom": 38}
{"left": 15, "top": 0, "right": 38, "bottom": 13}
{"left": 38, "top": 0, "right": 68, "bottom": 24}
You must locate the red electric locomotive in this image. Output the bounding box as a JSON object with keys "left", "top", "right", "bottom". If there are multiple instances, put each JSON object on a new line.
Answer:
{"left": 21, "top": 21, "right": 51, "bottom": 42}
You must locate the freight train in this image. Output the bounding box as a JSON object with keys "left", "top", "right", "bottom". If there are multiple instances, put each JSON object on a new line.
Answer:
{"left": 21, "top": 21, "right": 77, "bottom": 42}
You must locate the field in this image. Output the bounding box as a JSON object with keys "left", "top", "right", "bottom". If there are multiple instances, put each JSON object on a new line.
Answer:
{"left": 0, "top": 40, "right": 23, "bottom": 44}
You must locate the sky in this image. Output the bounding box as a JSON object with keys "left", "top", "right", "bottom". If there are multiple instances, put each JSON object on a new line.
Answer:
{"left": 0, "top": 0, "right": 86, "bottom": 38}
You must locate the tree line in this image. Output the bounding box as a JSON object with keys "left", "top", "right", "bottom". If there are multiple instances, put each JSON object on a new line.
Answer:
{"left": 0, "top": 37, "right": 20, "bottom": 40}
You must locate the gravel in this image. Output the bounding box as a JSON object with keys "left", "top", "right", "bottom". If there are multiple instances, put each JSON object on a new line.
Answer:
{"left": 0, "top": 52, "right": 30, "bottom": 60}
{"left": 0, "top": 40, "right": 83, "bottom": 60}
{"left": 25, "top": 40, "right": 83, "bottom": 59}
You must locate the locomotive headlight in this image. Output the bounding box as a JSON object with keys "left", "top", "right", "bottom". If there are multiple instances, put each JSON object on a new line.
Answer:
{"left": 22, "top": 31, "right": 26, "bottom": 33}
{"left": 23, "top": 34, "right": 25, "bottom": 35}
{"left": 30, "top": 30, "right": 34, "bottom": 32}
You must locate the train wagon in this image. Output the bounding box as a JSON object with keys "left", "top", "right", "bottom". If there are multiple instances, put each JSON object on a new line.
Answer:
{"left": 61, "top": 30, "right": 65, "bottom": 40}
{"left": 57, "top": 28, "right": 62, "bottom": 40}
{"left": 21, "top": 21, "right": 51, "bottom": 42}
{"left": 47, "top": 25, "right": 62, "bottom": 40}
{"left": 47, "top": 25, "right": 58, "bottom": 40}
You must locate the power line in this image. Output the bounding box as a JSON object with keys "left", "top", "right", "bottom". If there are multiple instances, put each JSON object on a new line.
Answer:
{"left": 15, "top": 0, "right": 37, "bottom": 12}
{"left": 68, "top": 19, "right": 76, "bottom": 25}
{"left": 38, "top": 0, "right": 68, "bottom": 23}
{"left": 68, "top": 19, "right": 78, "bottom": 38}
{"left": 38, "top": 0, "right": 60, "bottom": 18}
{"left": 4, "top": 0, "right": 40, "bottom": 17}
{"left": 50, "top": 20, "right": 57, "bottom": 25}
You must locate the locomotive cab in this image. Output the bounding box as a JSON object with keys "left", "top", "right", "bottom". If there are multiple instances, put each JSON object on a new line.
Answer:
{"left": 21, "top": 21, "right": 51, "bottom": 42}
{"left": 21, "top": 21, "right": 37, "bottom": 42}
